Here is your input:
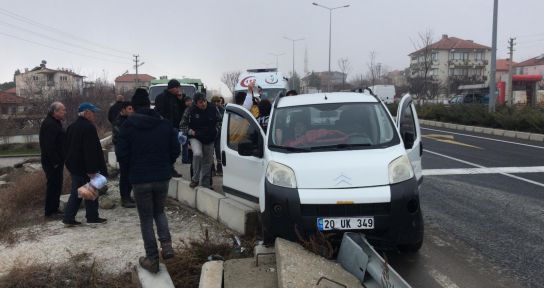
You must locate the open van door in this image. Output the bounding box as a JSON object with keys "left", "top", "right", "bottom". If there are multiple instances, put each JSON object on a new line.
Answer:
{"left": 396, "top": 94, "right": 423, "bottom": 184}
{"left": 220, "top": 104, "right": 266, "bottom": 208}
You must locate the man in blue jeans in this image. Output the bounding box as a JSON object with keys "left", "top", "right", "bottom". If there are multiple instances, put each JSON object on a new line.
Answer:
{"left": 63, "top": 102, "right": 108, "bottom": 226}
{"left": 116, "top": 88, "right": 180, "bottom": 273}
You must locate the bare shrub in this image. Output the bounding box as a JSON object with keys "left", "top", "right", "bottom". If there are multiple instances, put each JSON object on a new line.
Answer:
{"left": 295, "top": 226, "right": 337, "bottom": 260}
{"left": 0, "top": 171, "right": 46, "bottom": 244}
{"left": 0, "top": 251, "right": 134, "bottom": 288}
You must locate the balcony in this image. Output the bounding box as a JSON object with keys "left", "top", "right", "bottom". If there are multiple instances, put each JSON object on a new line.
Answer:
{"left": 449, "top": 75, "right": 487, "bottom": 82}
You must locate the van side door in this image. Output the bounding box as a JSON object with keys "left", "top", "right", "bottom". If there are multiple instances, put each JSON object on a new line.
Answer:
{"left": 396, "top": 94, "right": 423, "bottom": 184}
{"left": 221, "top": 104, "right": 266, "bottom": 205}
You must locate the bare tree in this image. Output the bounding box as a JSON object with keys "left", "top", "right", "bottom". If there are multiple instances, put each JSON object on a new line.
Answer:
{"left": 337, "top": 58, "right": 352, "bottom": 90}
{"left": 221, "top": 71, "right": 241, "bottom": 94}
{"left": 408, "top": 29, "right": 437, "bottom": 101}
{"left": 367, "top": 51, "right": 380, "bottom": 86}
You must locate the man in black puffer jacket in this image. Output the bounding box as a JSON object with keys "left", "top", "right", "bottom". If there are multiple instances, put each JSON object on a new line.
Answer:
{"left": 180, "top": 92, "right": 221, "bottom": 188}
{"left": 116, "top": 88, "right": 180, "bottom": 273}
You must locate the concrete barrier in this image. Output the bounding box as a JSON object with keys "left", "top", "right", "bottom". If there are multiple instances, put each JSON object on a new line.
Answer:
{"left": 474, "top": 126, "right": 484, "bottom": 133}
{"left": 100, "top": 135, "right": 112, "bottom": 148}
{"left": 218, "top": 198, "right": 259, "bottom": 235}
{"left": 516, "top": 132, "right": 531, "bottom": 140}
{"left": 196, "top": 187, "right": 226, "bottom": 220}
{"left": 107, "top": 152, "right": 118, "bottom": 169}
{"left": 482, "top": 127, "right": 494, "bottom": 135}
{"left": 177, "top": 179, "right": 197, "bottom": 208}
{"left": 504, "top": 130, "right": 517, "bottom": 138}
{"left": 167, "top": 179, "right": 178, "bottom": 199}
{"left": 492, "top": 129, "right": 506, "bottom": 136}
{"left": 529, "top": 133, "right": 544, "bottom": 142}
{"left": 133, "top": 263, "right": 174, "bottom": 288}
{"left": 199, "top": 261, "right": 223, "bottom": 288}
{"left": 465, "top": 125, "right": 475, "bottom": 132}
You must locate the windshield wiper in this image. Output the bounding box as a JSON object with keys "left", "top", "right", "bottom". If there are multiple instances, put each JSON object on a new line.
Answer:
{"left": 268, "top": 144, "right": 311, "bottom": 152}
{"left": 309, "top": 143, "right": 372, "bottom": 150}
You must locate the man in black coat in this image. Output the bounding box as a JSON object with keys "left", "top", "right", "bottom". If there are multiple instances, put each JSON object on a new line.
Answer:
{"left": 63, "top": 102, "right": 108, "bottom": 226}
{"left": 108, "top": 94, "right": 125, "bottom": 124}
{"left": 116, "top": 88, "right": 180, "bottom": 273}
{"left": 112, "top": 101, "right": 135, "bottom": 208}
{"left": 180, "top": 92, "right": 221, "bottom": 188}
{"left": 154, "top": 79, "right": 184, "bottom": 177}
{"left": 39, "top": 101, "right": 66, "bottom": 219}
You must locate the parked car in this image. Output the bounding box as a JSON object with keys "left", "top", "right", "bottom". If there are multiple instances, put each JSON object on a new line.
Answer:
{"left": 220, "top": 91, "right": 424, "bottom": 252}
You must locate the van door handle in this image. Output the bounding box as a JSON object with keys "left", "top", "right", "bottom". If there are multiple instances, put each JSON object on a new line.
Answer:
{"left": 222, "top": 151, "right": 226, "bottom": 166}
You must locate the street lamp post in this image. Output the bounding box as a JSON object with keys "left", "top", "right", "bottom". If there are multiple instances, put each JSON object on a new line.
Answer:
{"left": 312, "top": 2, "right": 350, "bottom": 91}
{"left": 283, "top": 36, "right": 304, "bottom": 78}
{"left": 269, "top": 52, "right": 285, "bottom": 70}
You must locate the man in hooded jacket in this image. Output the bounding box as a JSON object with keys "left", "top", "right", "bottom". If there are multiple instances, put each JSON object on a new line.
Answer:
{"left": 116, "top": 88, "right": 180, "bottom": 273}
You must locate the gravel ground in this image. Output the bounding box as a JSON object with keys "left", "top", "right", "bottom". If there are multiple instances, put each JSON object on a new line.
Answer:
{"left": 0, "top": 180, "right": 234, "bottom": 277}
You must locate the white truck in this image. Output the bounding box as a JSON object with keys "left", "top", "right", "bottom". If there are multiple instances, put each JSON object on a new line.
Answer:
{"left": 220, "top": 91, "right": 424, "bottom": 252}
{"left": 368, "top": 85, "right": 396, "bottom": 104}
{"left": 234, "top": 68, "right": 288, "bottom": 102}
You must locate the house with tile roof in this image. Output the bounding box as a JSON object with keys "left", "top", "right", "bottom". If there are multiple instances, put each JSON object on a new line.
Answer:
{"left": 515, "top": 54, "right": 544, "bottom": 77}
{"left": 114, "top": 73, "right": 155, "bottom": 95}
{"left": 14, "top": 60, "right": 84, "bottom": 99}
{"left": 409, "top": 34, "right": 492, "bottom": 95}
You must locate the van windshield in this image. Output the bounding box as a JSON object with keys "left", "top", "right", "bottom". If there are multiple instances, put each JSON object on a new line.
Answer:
{"left": 259, "top": 88, "right": 286, "bottom": 101}
{"left": 269, "top": 102, "right": 400, "bottom": 152}
{"left": 148, "top": 85, "right": 197, "bottom": 103}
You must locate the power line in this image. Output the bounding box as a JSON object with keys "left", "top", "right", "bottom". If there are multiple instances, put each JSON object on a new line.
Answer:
{"left": 0, "top": 31, "right": 131, "bottom": 65}
{"left": 0, "top": 20, "right": 129, "bottom": 60}
{"left": 0, "top": 7, "right": 133, "bottom": 55}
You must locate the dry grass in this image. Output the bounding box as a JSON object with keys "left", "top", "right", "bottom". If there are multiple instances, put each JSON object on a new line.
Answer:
{"left": 166, "top": 228, "right": 254, "bottom": 288}
{"left": 0, "top": 171, "right": 46, "bottom": 245}
{"left": 0, "top": 251, "right": 135, "bottom": 288}
{"left": 295, "top": 227, "right": 337, "bottom": 260}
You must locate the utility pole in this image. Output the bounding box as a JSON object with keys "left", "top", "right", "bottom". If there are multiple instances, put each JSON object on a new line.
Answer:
{"left": 283, "top": 37, "right": 304, "bottom": 88}
{"left": 506, "top": 37, "right": 516, "bottom": 107}
{"left": 488, "top": 0, "right": 498, "bottom": 113}
{"left": 133, "top": 55, "right": 145, "bottom": 86}
{"left": 268, "top": 52, "right": 285, "bottom": 70}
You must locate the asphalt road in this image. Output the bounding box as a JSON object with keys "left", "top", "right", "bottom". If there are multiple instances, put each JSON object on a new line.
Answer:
{"left": 388, "top": 125, "right": 544, "bottom": 288}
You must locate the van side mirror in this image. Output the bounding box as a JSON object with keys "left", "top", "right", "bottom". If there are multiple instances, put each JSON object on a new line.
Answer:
{"left": 403, "top": 132, "right": 415, "bottom": 149}
{"left": 238, "top": 141, "right": 263, "bottom": 158}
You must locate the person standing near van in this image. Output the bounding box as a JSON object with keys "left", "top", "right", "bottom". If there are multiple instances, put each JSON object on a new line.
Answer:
{"left": 154, "top": 79, "right": 184, "bottom": 178}
{"left": 211, "top": 96, "right": 225, "bottom": 176}
{"left": 180, "top": 92, "right": 221, "bottom": 188}
{"left": 116, "top": 88, "right": 180, "bottom": 273}
{"left": 39, "top": 101, "right": 66, "bottom": 219}
{"left": 112, "top": 101, "right": 135, "bottom": 208}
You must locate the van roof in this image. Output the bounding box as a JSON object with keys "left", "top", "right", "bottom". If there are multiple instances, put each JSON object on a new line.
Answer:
{"left": 276, "top": 92, "right": 378, "bottom": 108}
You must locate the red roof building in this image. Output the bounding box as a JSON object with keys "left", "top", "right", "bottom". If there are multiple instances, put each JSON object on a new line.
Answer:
{"left": 114, "top": 74, "right": 156, "bottom": 95}
{"left": 114, "top": 74, "right": 156, "bottom": 83}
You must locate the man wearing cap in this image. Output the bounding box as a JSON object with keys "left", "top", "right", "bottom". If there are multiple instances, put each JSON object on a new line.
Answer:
{"left": 154, "top": 79, "right": 184, "bottom": 177}
{"left": 63, "top": 102, "right": 108, "bottom": 226}
{"left": 117, "top": 88, "right": 180, "bottom": 273}
{"left": 180, "top": 92, "right": 221, "bottom": 188}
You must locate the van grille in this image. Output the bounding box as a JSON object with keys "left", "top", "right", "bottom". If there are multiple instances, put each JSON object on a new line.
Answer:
{"left": 300, "top": 203, "right": 390, "bottom": 217}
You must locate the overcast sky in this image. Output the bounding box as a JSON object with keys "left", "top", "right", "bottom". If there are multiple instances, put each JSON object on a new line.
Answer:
{"left": 1, "top": 0, "right": 543, "bottom": 95}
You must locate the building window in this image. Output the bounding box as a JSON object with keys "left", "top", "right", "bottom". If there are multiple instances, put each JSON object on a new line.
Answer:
{"left": 60, "top": 76, "right": 68, "bottom": 81}
{"left": 449, "top": 52, "right": 469, "bottom": 60}
{"left": 32, "top": 75, "right": 40, "bottom": 81}
{"left": 473, "top": 52, "right": 486, "bottom": 61}
{"left": 450, "top": 68, "right": 468, "bottom": 76}
{"left": 432, "top": 52, "right": 438, "bottom": 61}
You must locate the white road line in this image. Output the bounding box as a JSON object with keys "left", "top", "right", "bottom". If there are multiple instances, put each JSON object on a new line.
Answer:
{"left": 429, "top": 269, "right": 461, "bottom": 288}
{"left": 425, "top": 149, "right": 544, "bottom": 188}
{"left": 422, "top": 127, "right": 544, "bottom": 150}
{"left": 423, "top": 166, "right": 544, "bottom": 176}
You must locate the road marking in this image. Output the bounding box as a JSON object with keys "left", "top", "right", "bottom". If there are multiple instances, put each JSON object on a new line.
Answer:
{"left": 429, "top": 269, "right": 461, "bottom": 288}
{"left": 422, "top": 127, "right": 544, "bottom": 150}
{"left": 425, "top": 149, "right": 544, "bottom": 188}
{"left": 423, "top": 166, "right": 544, "bottom": 176}
{"left": 423, "top": 134, "right": 482, "bottom": 149}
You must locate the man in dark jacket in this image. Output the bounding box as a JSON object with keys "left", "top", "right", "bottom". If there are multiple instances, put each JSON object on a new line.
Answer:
{"left": 108, "top": 94, "right": 125, "bottom": 124}
{"left": 116, "top": 88, "right": 180, "bottom": 273}
{"left": 63, "top": 102, "right": 108, "bottom": 226}
{"left": 154, "top": 79, "right": 184, "bottom": 177}
{"left": 180, "top": 92, "right": 221, "bottom": 188}
{"left": 39, "top": 101, "right": 66, "bottom": 219}
{"left": 112, "top": 101, "right": 135, "bottom": 208}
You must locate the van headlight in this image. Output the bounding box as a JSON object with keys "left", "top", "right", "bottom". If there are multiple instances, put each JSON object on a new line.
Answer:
{"left": 388, "top": 155, "right": 414, "bottom": 184}
{"left": 266, "top": 161, "right": 297, "bottom": 188}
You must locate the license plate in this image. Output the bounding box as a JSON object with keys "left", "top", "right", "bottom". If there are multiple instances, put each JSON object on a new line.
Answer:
{"left": 317, "top": 217, "right": 374, "bottom": 231}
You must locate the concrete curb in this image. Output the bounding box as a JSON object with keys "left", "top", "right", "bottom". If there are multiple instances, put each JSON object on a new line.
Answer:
{"left": 132, "top": 263, "right": 174, "bottom": 288}
{"left": 196, "top": 187, "right": 226, "bottom": 220}
{"left": 107, "top": 151, "right": 119, "bottom": 169}
{"left": 218, "top": 198, "right": 259, "bottom": 235}
{"left": 167, "top": 179, "right": 178, "bottom": 199}
{"left": 419, "top": 119, "right": 544, "bottom": 142}
{"left": 177, "top": 179, "right": 197, "bottom": 207}
{"left": 198, "top": 260, "right": 224, "bottom": 288}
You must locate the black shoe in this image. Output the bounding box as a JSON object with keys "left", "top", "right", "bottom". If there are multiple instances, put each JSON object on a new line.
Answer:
{"left": 161, "top": 242, "right": 175, "bottom": 260}
{"left": 121, "top": 198, "right": 136, "bottom": 208}
{"left": 63, "top": 219, "right": 82, "bottom": 227}
{"left": 87, "top": 217, "right": 107, "bottom": 224}
{"left": 139, "top": 257, "right": 159, "bottom": 273}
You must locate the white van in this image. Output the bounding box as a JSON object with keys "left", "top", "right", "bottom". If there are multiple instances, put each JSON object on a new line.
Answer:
{"left": 368, "top": 85, "right": 396, "bottom": 104}
{"left": 234, "top": 68, "right": 288, "bottom": 102}
{"left": 220, "top": 92, "right": 423, "bottom": 251}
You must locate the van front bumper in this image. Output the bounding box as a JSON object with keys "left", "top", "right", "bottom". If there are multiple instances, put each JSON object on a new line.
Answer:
{"left": 262, "top": 177, "right": 423, "bottom": 249}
